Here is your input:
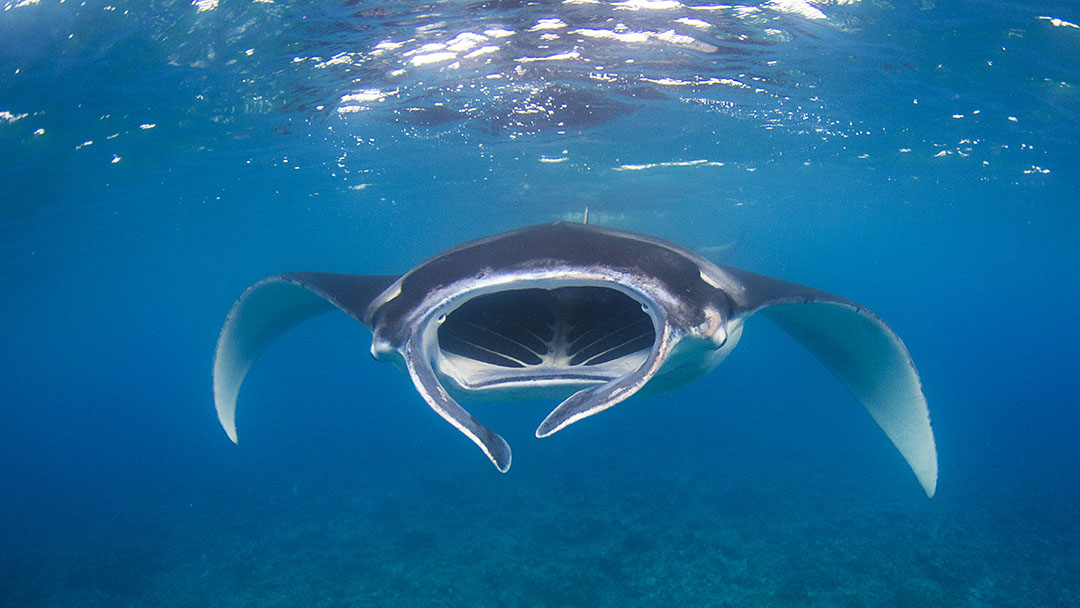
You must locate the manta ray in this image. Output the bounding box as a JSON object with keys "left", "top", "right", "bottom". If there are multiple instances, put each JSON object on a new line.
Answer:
{"left": 213, "top": 222, "right": 938, "bottom": 497}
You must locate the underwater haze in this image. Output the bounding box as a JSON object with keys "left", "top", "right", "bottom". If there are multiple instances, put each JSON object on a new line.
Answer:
{"left": 1, "top": 0, "right": 1078, "bottom": 606}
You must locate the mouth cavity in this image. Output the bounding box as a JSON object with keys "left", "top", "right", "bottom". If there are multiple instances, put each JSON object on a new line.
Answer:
{"left": 437, "top": 286, "right": 656, "bottom": 371}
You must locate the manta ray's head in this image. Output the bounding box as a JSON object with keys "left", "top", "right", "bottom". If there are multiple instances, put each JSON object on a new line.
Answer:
{"left": 362, "top": 259, "right": 737, "bottom": 468}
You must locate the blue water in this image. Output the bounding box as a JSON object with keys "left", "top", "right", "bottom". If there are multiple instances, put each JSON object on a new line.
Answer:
{"left": 2, "top": 0, "right": 1078, "bottom": 605}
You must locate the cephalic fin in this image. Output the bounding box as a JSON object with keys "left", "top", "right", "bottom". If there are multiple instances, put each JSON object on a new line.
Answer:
{"left": 536, "top": 324, "right": 677, "bottom": 438}
{"left": 404, "top": 334, "right": 512, "bottom": 472}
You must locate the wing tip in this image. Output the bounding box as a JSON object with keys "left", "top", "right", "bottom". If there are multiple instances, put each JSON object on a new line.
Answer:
{"left": 212, "top": 359, "right": 240, "bottom": 444}
{"left": 915, "top": 449, "right": 938, "bottom": 499}
{"left": 214, "top": 391, "right": 240, "bottom": 444}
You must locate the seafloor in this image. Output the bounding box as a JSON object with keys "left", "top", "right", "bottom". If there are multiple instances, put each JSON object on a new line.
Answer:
{"left": 5, "top": 421, "right": 1074, "bottom": 608}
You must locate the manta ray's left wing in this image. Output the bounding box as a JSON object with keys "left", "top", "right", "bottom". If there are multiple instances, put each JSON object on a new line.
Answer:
{"left": 212, "top": 272, "right": 398, "bottom": 443}
{"left": 720, "top": 265, "right": 938, "bottom": 498}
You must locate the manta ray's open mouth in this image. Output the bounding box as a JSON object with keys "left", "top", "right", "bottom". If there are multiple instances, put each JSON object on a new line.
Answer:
{"left": 438, "top": 286, "right": 655, "bottom": 372}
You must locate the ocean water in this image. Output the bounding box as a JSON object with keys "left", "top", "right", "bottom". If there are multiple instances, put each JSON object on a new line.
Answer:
{"left": 1, "top": 0, "right": 1078, "bottom": 605}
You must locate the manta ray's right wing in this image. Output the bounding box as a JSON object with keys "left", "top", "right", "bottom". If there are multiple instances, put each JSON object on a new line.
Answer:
{"left": 720, "top": 265, "right": 938, "bottom": 498}
{"left": 212, "top": 272, "right": 398, "bottom": 444}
